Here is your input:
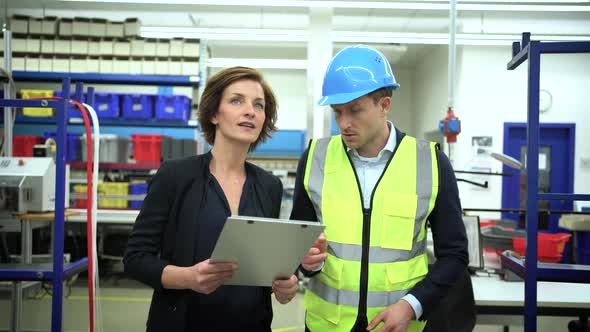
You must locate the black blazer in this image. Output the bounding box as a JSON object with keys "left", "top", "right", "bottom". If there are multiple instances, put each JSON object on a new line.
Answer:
{"left": 123, "top": 152, "right": 283, "bottom": 332}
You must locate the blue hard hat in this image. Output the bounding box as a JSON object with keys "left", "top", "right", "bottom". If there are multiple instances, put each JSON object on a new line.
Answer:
{"left": 318, "top": 45, "right": 400, "bottom": 106}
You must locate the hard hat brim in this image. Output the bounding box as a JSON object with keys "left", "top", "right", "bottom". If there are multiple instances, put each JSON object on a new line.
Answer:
{"left": 317, "top": 83, "right": 400, "bottom": 106}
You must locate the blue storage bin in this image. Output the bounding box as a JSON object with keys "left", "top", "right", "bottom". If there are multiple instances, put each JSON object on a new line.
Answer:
{"left": 54, "top": 90, "right": 85, "bottom": 118}
{"left": 91, "top": 93, "right": 120, "bottom": 118}
{"left": 155, "top": 95, "right": 190, "bottom": 121}
{"left": 122, "top": 94, "right": 153, "bottom": 119}
{"left": 128, "top": 182, "right": 148, "bottom": 209}
{"left": 251, "top": 130, "right": 307, "bottom": 157}
{"left": 44, "top": 131, "right": 82, "bottom": 162}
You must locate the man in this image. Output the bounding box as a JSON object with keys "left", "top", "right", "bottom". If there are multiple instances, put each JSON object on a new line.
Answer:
{"left": 293, "top": 45, "right": 470, "bottom": 332}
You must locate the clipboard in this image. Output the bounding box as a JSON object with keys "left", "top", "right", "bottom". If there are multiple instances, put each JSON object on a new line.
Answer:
{"left": 210, "top": 215, "right": 325, "bottom": 287}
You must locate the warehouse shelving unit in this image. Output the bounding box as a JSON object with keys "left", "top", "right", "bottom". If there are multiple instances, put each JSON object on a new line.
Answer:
{"left": 500, "top": 32, "right": 590, "bottom": 332}
{"left": 0, "top": 79, "right": 90, "bottom": 332}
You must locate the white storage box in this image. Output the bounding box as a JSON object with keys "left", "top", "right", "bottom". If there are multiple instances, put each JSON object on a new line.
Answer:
{"left": 73, "top": 17, "right": 90, "bottom": 36}
{"left": 54, "top": 38, "right": 71, "bottom": 55}
{"left": 71, "top": 38, "right": 89, "bottom": 55}
{"left": 182, "top": 59, "right": 200, "bottom": 76}
{"left": 13, "top": 37, "right": 28, "bottom": 53}
{"left": 129, "top": 58, "right": 142, "bottom": 74}
{"left": 183, "top": 39, "right": 200, "bottom": 57}
{"left": 88, "top": 38, "right": 100, "bottom": 55}
{"left": 12, "top": 56, "right": 26, "bottom": 71}
{"left": 155, "top": 58, "right": 169, "bottom": 75}
{"left": 42, "top": 17, "right": 58, "bottom": 35}
{"left": 29, "top": 18, "right": 42, "bottom": 35}
{"left": 114, "top": 39, "right": 130, "bottom": 56}
{"left": 59, "top": 18, "right": 73, "bottom": 36}
{"left": 113, "top": 57, "right": 130, "bottom": 73}
{"left": 100, "top": 56, "right": 114, "bottom": 73}
{"left": 156, "top": 39, "right": 170, "bottom": 57}
{"left": 89, "top": 18, "right": 107, "bottom": 37}
{"left": 10, "top": 15, "right": 29, "bottom": 34}
{"left": 130, "top": 38, "right": 144, "bottom": 56}
{"left": 106, "top": 21, "right": 124, "bottom": 38}
{"left": 170, "top": 38, "right": 184, "bottom": 57}
{"left": 169, "top": 59, "right": 182, "bottom": 75}
{"left": 142, "top": 57, "right": 156, "bottom": 74}
{"left": 70, "top": 56, "right": 88, "bottom": 72}
{"left": 53, "top": 56, "right": 70, "bottom": 72}
{"left": 40, "top": 56, "right": 53, "bottom": 71}
{"left": 124, "top": 18, "right": 141, "bottom": 37}
{"left": 143, "top": 39, "right": 157, "bottom": 57}
{"left": 87, "top": 57, "right": 100, "bottom": 72}
{"left": 99, "top": 38, "right": 114, "bottom": 55}
{"left": 25, "top": 56, "right": 40, "bottom": 71}
{"left": 41, "top": 37, "right": 54, "bottom": 54}
{"left": 26, "top": 37, "right": 41, "bottom": 53}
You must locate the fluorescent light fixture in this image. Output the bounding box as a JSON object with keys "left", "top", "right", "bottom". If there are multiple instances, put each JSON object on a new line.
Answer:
{"left": 58, "top": 0, "right": 590, "bottom": 12}
{"left": 208, "top": 58, "right": 308, "bottom": 69}
{"left": 141, "top": 27, "right": 308, "bottom": 42}
{"left": 141, "top": 27, "right": 590, "bottom": 46}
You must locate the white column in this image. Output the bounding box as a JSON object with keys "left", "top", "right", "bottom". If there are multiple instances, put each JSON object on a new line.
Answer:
{"left": 306, "top": 7, "right": 333, "bottom": 140}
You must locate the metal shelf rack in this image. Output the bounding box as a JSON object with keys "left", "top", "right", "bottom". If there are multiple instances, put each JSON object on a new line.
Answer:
{"left": 500, "top": 32, "right": 590, "bottom": 332}
{"left": 12, "top": 71, "right": 200, "bottom": 86}
{"left": 0, "top": 79, "right": 91, "bottom": 332}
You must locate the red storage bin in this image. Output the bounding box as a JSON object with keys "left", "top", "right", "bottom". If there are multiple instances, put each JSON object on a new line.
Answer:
{"left": 132, "top": 134, "right": 162, "bottom": 163}
{"left": 13, "top": 135, "right": 43, "bottom": 157}
{"left": 512, "top": 233, "right": 572, "bottom": 263}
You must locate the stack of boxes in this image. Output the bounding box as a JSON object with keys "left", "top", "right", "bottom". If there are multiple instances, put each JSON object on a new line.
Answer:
{"left": 4, "top": 15, "right": 200, "bottom": 76}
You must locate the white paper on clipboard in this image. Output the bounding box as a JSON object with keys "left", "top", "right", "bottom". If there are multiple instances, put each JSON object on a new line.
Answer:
{"left": 210, "top": 215, "right": 325, "bottom": 287}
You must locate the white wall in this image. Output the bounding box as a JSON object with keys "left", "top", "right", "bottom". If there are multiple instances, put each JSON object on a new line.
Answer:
{"left": 415, "top": 45, "right": 590, "bottom": 218}
{"left": 389, "top": 68, "right": 415, "bottom": 135}
{"left": 414, "top": 46, "right": 449, "bottom": 140}
{"left": 209, "top": 67, "right": 308, "bottom": 131}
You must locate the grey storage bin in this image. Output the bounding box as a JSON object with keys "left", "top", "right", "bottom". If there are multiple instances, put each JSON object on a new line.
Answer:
{"left": 81, "top": 134, "right": 130, "bottom": 163}
{"left": 481, "top": 226, "right": 526, "bottom": 251}
{"left": 182, "top": 139, "right": 197, "bottom": 156}
{"left": 161, "top": 137, "right": 197, "bottom": 161}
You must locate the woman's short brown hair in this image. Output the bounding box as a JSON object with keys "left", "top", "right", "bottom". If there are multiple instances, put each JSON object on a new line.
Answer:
{"left": 198, "top": 66, "right": 278, "bottom": 152}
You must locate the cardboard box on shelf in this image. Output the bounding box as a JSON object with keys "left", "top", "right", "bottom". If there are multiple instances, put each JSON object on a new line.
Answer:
{"left": 106, "top": 21, "right": 124, "bottom": 38}
{"left": 89, "top": 18, "right": 107, "bottom": 37}
{"left": 25, "top": 56, "right": 40, "bottom": 71}
{"left": 72, "top": 17, "right": 90, "bottom": 36}
{"left": 41, "top": 17, "right": 58, "bottom": 35}
{"left": 54, "top": 37, "right": 72, "bottom": 55}
{"left": 59, "top": 18, "right": 73, "bottom": 36}
{"left": 124, "top": 18, "right": 141, "bottom": 37}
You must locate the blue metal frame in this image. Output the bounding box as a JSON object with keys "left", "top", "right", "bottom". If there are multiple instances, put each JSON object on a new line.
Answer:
{"left": 0, "top": 78, "right": 90, "bottom": 332}
{"left": 504, "top": 33, "right": 590, "bottom": 332}
{"left": 12, "top": 71, "right": 200, "bottom": 86}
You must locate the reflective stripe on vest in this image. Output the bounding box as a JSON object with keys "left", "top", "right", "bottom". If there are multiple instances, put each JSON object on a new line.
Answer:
{"left": 303, "top": 134, "right": 438, "bottom": 332}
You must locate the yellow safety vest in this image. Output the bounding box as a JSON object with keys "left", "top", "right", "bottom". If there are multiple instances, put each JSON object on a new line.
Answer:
{"left": 303, "top": 135, "right": 439, "bottom": 332}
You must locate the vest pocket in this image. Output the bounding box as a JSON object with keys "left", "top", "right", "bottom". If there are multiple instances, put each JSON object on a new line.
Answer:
{"left": 381, "top": 194, "right": 417, "bottom": 251}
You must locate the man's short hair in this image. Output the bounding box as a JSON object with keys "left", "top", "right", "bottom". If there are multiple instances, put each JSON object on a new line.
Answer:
{"left": 368, "top": 87, "right": 394, "bottom": 104}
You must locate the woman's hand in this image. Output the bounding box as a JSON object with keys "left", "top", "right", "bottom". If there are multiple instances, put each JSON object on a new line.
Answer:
{"left": 162, "top": 261, "right": 236, "bottom": 293}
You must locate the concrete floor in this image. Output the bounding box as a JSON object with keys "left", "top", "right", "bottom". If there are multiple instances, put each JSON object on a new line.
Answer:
{"left": 0, "top": 275, "right": 578, "bottom": 332}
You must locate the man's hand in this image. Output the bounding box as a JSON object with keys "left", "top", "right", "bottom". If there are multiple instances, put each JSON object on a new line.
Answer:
{"left": 272, "top": 274, "right": 299, "bottom": 304}
{"left": 366, "top": 299, "right": 415, "bottom": 332}
{"left": 302, "top": 232, "right": 327, "bottom": 271}
{"left": 185, "top": 259, "right": 238, "bottom": 294}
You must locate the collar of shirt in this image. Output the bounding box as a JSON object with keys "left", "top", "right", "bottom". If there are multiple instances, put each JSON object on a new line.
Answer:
{"left": 347, "top": 121, "right": 396, "bottom": 163}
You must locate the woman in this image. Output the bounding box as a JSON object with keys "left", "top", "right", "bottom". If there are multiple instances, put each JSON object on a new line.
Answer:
{"left": 124, "top": 67, "right": 299, "bottom": 332}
